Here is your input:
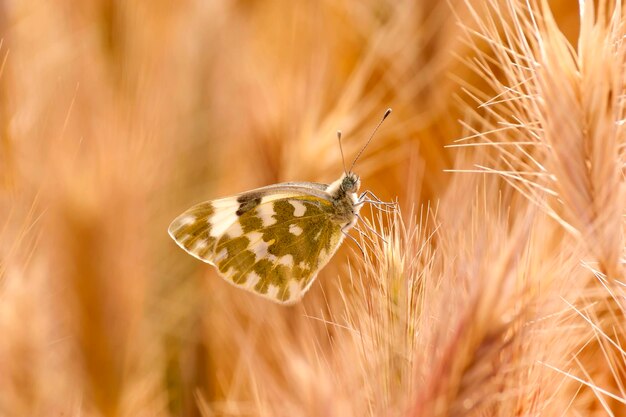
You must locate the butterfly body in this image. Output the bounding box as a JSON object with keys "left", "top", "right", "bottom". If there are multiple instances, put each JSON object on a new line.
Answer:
{"left": 168, "top": 173, "right": 363, "bottom": 304}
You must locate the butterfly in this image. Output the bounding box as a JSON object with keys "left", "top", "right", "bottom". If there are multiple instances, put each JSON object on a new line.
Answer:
{"left": 168, "top": 109, "right": 391, "bottom": 304}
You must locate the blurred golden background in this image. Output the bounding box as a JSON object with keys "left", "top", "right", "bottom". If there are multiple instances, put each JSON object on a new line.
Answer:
{"left": 2, "top": 1, "right": 625, "bottom": 416}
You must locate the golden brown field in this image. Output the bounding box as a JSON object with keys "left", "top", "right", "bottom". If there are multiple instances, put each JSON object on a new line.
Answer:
{"left": 1, "top": 0, "right": 625, "bottom": 416}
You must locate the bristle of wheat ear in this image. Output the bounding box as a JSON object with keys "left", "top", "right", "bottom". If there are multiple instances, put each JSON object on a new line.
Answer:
{"left": 455, "top": 0, "right": 626, "bottom": 413}
{"left": 458, "top": 0, "right": 624, "bottom": 273}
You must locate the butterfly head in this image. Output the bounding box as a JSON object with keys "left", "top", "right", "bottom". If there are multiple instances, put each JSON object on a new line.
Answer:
{"left": 340, "top": 172, "right": 361, "bottom": 193}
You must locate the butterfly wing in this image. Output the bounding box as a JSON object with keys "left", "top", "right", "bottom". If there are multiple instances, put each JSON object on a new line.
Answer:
{"left": 168, "top": 185, "right": 345, "bottom": 304}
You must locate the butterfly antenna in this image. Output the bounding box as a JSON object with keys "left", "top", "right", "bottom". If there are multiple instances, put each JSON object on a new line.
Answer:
{"left": 348, "top": 108, "right": 392, "bottom": 173}
{"left": 337, "top": 130, "right": 348, "bottom": 176}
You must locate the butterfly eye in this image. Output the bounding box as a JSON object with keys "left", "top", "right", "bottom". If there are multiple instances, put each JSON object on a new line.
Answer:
{"left": 341, "top": 174, "right": 360, "bottom": 193}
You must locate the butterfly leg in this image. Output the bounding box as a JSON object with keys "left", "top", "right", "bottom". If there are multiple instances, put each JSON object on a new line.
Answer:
{"left": 356, "top": 190, "right": 397, "bottom": 212}
{"left": 355, "top": 200, "right": 396, "bottom": 214}
{"left": 355, "top": 213, "right": 388, "bottom": 243}
{"left": 341, "top": 224, "right": 365, "bottom": 256}
{"left": 360, "top": 190, "right": 396, "bottom": 205}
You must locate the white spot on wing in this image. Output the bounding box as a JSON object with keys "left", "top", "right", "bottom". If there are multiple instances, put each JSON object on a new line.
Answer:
{"left": 170, "top": 215, "right": 196, "bottom": 233}
{"left": 289, "top": 224, "right": 303, "bottom": 236}
{"left": 190, "top": 239, "right": 208, "bottom": 254}
{"left": 213, "top": 198, "right": 239, "bottom": 210}
{"left": 261, "top": 193, "right": 300, "bottom": 203}
{"left": 256, "top": 203, "right": 277, "bottom": 227}
{"left": 247, "top": 232, "right": 272, "bottom": 262}
{"left": 267, "top": 284, "right": 279, "bottom": 299}
{"left": 214, "top": 248, "right": 228, "bottom": 263}
{"left": 208, "top": 198, "right": 239, "bottom": 238}
{"left": 226, "top": 220, "right": 244, "bottom": 237}
{"left": 247, "top": 231, "right": 264, "bottom": 242}
{"left": 244, "top": 271, "right": 261, "bottom": 289}
{"left": 288, "top": 281, "right": 301, "bottom": 302}
{"left": 278, "top": 254, "right": 294, "bottom": 267}
{"left": 289, "top": 200, "right": 307, "bottom": 217}
{"left": 210, "top": 214, "right": 238, "bottom": 236}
